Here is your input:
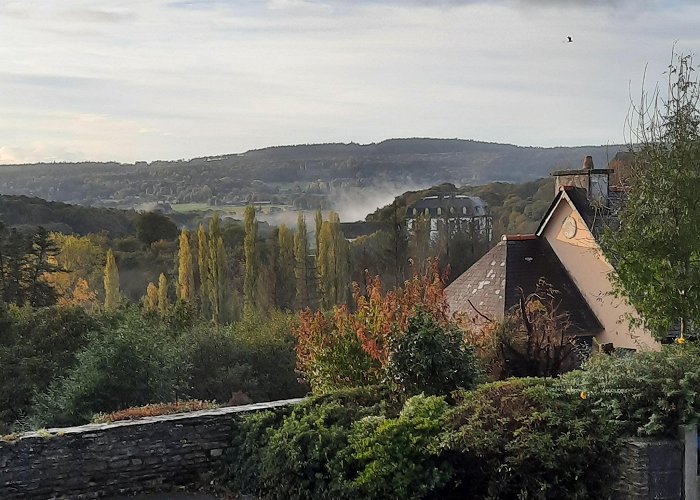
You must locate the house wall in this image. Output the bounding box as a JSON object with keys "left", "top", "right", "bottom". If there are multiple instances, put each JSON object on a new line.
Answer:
{"left": 541, "top": 200, "right": 658, "bottom": 351}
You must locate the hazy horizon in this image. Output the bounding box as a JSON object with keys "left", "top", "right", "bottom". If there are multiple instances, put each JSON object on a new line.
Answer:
{"left": 1, "top": 0, "right": 698, "bottom": 164}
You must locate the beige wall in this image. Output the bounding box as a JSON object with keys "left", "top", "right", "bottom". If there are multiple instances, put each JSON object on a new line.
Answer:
{"left": 541, "top": 197, "right": 659, "bottom": 351}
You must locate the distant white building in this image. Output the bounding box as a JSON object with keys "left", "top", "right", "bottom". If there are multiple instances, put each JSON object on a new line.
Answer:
{"left": 406, "top": 194, "right": 492, "bottom": 242}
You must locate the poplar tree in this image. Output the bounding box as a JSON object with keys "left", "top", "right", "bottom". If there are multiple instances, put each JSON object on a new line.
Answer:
{"left": 294, "top": 212, "right": 310, "bottom": 309}
{"left": 276, "top": 224, "right": 296, "bottom": 310}
{"left": 207, "top": 213, "right": 225, "bottom": 323}
{"left": 197, "top": 224, "right": 210, "bottom": 317}
{"left": 314, "top": 209, "right": 323, "bottom": 253}
{"left": 177, "top": 228, "right": 195, "bottom": 303}
{"left": 317, "top": 212, "right": 350, "bottom": 308}
{"left": 243, "top": 205, "right": 258, "bottom": 310}
{"left": 158, "top": 273, "right": 168, "bottom": 317}
{"left": 103, "top": 249, "right": 120, "bottom": 311}
{"left": 145, "top": 282, "right": 158, "bottom": 312}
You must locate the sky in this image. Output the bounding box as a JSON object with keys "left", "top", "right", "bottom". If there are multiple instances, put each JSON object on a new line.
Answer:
{"left": 0, "top": 0, "right": 698, "bottom": 164}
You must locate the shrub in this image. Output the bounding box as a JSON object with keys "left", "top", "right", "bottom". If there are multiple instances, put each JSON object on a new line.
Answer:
{"left": 294, "top": 264, "right": 449, "bottom": 392}
{"left": 558, "top": 344, "right": 700, "bottom": 437}
{"left": 387, "top": 310, "right": 480, "bottom": 396}
{"left": 349, "top": 395, "right": 452, "bottom": 500}
{"left": 0, "top": 306, "right": 101, "bottom": 432}
{"left": 184, "top": 311, "right": 306, "bottom": 404}
{"left": 225, "top": 385, "right": 399, "bottom": 500}
{"left": 443, "top": 378, "right": 619, "bottom": 499}
{"left": 30, "top": 309, "right": 187, "bottom": 428}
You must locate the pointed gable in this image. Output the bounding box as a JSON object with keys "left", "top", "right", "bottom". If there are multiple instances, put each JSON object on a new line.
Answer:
{"left": 446, "top": 235, "right": 602, "bottom": 333}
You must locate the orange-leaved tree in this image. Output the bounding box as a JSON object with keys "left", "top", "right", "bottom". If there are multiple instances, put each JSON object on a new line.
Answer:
{"left": 294, "top": 261, "right": 450, "bottom": 392}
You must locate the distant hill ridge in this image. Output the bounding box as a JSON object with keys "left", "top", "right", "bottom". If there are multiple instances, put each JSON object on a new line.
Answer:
{"left": 0, "top": 138, "right": 624, "bottom": 209}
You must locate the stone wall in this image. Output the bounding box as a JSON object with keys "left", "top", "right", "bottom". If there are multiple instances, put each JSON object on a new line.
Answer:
{"left": 614, "top": 438, "right": 684, "bottom": 500}
{"left": 0, "top": 398, "right": 303, "bottom": 500}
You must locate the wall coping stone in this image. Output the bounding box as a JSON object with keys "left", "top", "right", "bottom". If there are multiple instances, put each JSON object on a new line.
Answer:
{"left": 12, "top": 397, "right": 305, "bottom": 441}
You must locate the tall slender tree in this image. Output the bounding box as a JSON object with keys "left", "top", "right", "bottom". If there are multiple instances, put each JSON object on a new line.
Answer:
{"left": 243, "top": 205, "right": 258, "bottom": 310}
{"left": 145, "top": 282, "right": 158, "bottom": 312}
{"left": 276, "top": 224, "right": 296, "bottom": 310}
{"left": 294, "top": 212, "right": 311, "bottom": 309}
{"left": 197, "top": 223, "right": 210, "bottom": 317}
{"left": 317, "top": 212, "right": 350, "bottom": 308}
{"left": 103, "top": 249, "right": 120, "bottom": 311}
{"left": 207, "top": 213, "right": 225, "bottom": 323}
{"left": 177, "top": 229, "right": 195, "bottom": 303}
{"left": 158, "top": 273, "right": 168, "bottom": 317}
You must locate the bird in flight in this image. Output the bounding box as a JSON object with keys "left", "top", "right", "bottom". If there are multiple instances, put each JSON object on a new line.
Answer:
{"left": 566, "top": 36, "right": 573, "bottom": 43}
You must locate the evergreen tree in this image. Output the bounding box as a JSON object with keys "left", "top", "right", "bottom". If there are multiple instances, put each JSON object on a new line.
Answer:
{"left": 3, "top": 228, "right": 29, "bottom": 305}
{"left": 294, "top": 212, "right": 311, "bottom": 309}
{"left": 158, "top": 273, "right": 168, "bottom": 317}
{"left": 103, "top": 249, "right": 120, "bottom": 311}
{"left": 26, "top": 227, "right": 61, "bottom": 307}
{"left": 177, "top": 229, "right": 195, "bottom": 303}
{"left": 243, "top": 205, "right": 258, "bottom": 310}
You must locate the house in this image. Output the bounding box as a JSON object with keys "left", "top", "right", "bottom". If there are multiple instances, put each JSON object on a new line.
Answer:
{"left": 406, "top": 194, "right": 493, "bottom": 242}
{"left": 445, "top": 156, "right": 658, "bottom": 351}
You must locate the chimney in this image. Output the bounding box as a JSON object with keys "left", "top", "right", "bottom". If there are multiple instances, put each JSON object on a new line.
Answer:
{"left": 551, "top": 156, "right": 612, "bottom": 205}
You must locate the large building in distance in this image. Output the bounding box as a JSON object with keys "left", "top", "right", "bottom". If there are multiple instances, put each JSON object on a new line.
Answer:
{"left": 405, "top": 194, "right": 492, "bottom": 242}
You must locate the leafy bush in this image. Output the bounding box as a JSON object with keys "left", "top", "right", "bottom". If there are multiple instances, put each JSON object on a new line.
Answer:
{"left": 387, "top": 310, "right": 480, "bottom": 396}
{"left": 294, "top": 265, "right": 450, "bottom": 392}
{"left": 30, "top": 309, "right": 187, "bottom": 428}
{"left": 443, "top": 378, "right": 619, "bottom": 499}
{"left": 558, "top": 344, "right": 700, "bottom": 437}
{"left": 225, "top": 385, "right": 399, "bottom": 500}
{"left": 184, "top": 311, "right": 306, "bottom": 404}
{"left": 0, "top": 306, "right": 101, "bottom": 432}
{"left": 349, "top": 395, "right": 452, "bottom": 500}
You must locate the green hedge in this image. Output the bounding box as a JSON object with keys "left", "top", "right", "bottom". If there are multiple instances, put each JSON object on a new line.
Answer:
{"left": 223, "top": 380, "right": 618, "bottom": 500}
{"left": 558, "top": 344, "right": 700, "bottom": 437}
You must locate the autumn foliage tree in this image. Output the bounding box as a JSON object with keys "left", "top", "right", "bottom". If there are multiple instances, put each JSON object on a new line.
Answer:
{"left": 177, "top": 229, "right": 194, "bottom": 303}
{"left": 294, "top": 261, "right": 451, "bottom": 392}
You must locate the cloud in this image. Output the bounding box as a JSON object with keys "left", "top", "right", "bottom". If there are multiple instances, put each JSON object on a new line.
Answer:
{"left": 0, "top": 0, "right": 699, "bottom": 163}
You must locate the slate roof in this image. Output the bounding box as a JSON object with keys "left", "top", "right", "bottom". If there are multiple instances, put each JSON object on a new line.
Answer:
{"left": 407, "top": 195, "right": 488, "bottom": 217}
{"left": 446, "top": 235, "right": 602, "bottom": 333}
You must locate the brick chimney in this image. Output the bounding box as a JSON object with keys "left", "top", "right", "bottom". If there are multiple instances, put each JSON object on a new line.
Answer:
{"left": 551, "top": 156, "right": 612, "bottom": 205}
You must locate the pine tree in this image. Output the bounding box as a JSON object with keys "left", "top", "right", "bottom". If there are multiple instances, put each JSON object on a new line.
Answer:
{"left": 145, "top": 282, "right": 158, "bottom": 312}
{"left": 103, "top": 249, "right": 120, "bottom": 311}
{"left": 158, "top": 273, "right": 168, "bottom": 317}
{"left": 26, "top": 227, "right": 61, "bottom": 307}
{"left": 177, "top": 229, "right": 195, "bottom": 303}
{"left": 197, "top": 223, "right": 210, "bottom": 317}
{"left": 243, "top": 205, "right": 258, "bottom": 310}
{"left": 294, "top": 212, "right": 310, "bottom": 309}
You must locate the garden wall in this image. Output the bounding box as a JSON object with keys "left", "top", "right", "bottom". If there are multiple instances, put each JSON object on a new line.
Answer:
{"left": 0, "top": 398, "right": 303, "bottom": 499}
{"left": 615, "top": 439, "right": 684, "bottom": 500}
